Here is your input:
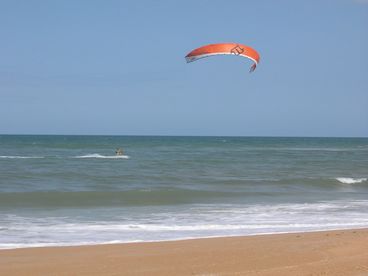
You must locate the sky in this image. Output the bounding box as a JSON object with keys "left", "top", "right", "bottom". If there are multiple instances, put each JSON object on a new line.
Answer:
{"left": 0, "top": 0, "right": 367, "bottom": 137}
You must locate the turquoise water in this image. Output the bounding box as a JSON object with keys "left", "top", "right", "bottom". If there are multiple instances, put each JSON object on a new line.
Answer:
{"left": 1, "top": 135, "right": 367, "bottom": 248}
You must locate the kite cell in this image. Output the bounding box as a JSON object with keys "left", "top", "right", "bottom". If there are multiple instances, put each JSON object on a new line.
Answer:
{"left": 185, "top": 43, "right": 260, "bottom": 72}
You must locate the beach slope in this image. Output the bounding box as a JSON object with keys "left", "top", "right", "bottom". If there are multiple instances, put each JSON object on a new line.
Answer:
{"left": 1, "top": 229, "right": 367, "bottom": 276}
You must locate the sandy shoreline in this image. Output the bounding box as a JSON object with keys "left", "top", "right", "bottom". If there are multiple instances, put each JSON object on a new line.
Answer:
{"left": 1, "top": 228, "right": 368, "bottom": 276}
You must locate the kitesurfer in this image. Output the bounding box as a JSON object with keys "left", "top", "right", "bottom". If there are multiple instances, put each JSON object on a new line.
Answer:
{"left": 115, "top": 148, "right": 123, "bottom": 156}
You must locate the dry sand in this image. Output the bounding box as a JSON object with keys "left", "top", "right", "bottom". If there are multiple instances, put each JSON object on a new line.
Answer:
{"left": 1, "top": 228, "right": 368, "bottom": 276}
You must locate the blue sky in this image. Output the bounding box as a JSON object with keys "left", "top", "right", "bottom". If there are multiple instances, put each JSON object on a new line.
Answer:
{"left": 0, "top": 0, "right": 367, "bottom": 137}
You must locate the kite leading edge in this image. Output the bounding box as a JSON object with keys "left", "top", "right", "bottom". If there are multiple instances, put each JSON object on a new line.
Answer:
{"left": 185, "top": 43, "right": 260, "bottom": 73}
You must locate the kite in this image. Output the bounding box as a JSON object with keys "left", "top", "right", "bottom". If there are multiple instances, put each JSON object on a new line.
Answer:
{"left": 185, "top": 43, "right": 260, "bottom": 72}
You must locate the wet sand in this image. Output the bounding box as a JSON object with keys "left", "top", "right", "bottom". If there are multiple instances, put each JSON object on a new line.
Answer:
{"left": 1, "top": 228, "right": 367, "bottom": 276}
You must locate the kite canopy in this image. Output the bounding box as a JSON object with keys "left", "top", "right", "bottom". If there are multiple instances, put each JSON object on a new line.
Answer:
{"left": 185, "top": 43, "right": 260, "bottom": 72}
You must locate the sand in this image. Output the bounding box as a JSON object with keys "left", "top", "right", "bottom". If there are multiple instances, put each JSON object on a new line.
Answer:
{"left": 1, "top": 228, "right": 368, "bottom": 276}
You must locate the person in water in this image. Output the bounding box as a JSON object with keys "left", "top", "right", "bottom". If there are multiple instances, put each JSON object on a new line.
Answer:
{"left": 115, "top": 148, "right": 124, "bottom": 156}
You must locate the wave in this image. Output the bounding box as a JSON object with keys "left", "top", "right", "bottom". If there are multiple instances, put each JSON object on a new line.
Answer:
{"left": 271, "top": 147, "right": 366, "bottom": 152}
{"left": 1, "top": 177, "right": 367, "bottom": 209}
{"left": 218, "top": 176, "right": 368, "bottom": 189}
{"left": 336, "top": 177, "right": 367, "bottom": 184}
{"left": 0, "top": 154, "right": 130, "bottom": 159}
{"left": 73, "top": 154, "right": 130, "bottom": 159}
{"left": 230, "top": 147, "right": 368, "bottom": 152}
{"left": 2, "top": 200, "right": 368, "bottom": 249}
{"left": 0, "top": 188, "right": 242, "bottom": 208}
{"left": 0, "top": 156, "right": 44, "bottom": 159}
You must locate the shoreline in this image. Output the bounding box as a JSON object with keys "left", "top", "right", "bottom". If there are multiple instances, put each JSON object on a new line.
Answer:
{"left": 1, "top": 226, "right": 368, "bottom": 251}
{"left": 1, "top": 228, "right": 367, "bottom": 275}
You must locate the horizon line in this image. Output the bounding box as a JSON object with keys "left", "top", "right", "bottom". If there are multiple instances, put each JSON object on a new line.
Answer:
{"left": 1, "top": 133, "right": 367, "bottom": 139}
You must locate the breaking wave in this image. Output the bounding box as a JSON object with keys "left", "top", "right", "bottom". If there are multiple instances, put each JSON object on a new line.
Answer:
{"left": 74, "top": 154, "right": 130, "bottom": 159}
{"left": 0, "top": 156, "right": 44, "bottom": 159}
{"left": 336, "top": 178, "right": 367, "bottom": 184}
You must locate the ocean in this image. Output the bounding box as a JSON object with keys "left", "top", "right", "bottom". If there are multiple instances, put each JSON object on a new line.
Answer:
{"left": 0, "top": 135, "right": 367, "bottom": 249}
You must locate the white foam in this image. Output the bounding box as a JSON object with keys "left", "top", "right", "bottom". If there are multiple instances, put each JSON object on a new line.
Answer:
{"left": 74, "top": 154, "right": 130, "bottom": 159}
{"left": 2, "top": 200, "right": 368, "bottom": 249}
{"left": 0, "top": 156, "right": 44, "bottom": 159}
{"left": 336, "top": 177, "right": 367, "bottom": 184}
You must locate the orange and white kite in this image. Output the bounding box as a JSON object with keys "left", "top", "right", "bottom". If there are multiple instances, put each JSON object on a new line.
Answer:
{"left": 185, "top": 43, "right": 260, "bottom": 72}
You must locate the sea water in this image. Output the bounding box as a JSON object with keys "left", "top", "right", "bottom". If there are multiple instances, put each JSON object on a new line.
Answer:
{"left": 0, "top": 135, "right": 367, "bottom": 249}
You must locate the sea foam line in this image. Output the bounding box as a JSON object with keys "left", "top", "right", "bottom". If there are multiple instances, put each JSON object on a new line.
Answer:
{"left": 0, "top": 156, "right": 44, "bottom": 159}
{"left": 336, "top": 177, "right": 367, "bottom": 184}
{"left": 73, "top": 154, "right": 130, "bottom": 159}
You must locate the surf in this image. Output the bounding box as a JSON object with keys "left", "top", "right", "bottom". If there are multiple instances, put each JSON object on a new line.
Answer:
{"left": 336, "top": 178, "right": 367, "bottom": 184}
{"left": 74, "top": 154, "right": 130, "bottom": 159}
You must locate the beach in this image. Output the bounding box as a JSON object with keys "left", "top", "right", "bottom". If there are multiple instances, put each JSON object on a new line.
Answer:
{"left": 1, "top": 228, "right": 367, "bottom": 276}
{"left": 2, "top": 0, "right": 367, "bottom": 273}
{"left": 1, "top": 136, "right": 367, "bottom": 275}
